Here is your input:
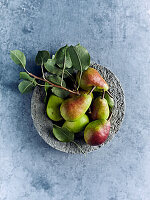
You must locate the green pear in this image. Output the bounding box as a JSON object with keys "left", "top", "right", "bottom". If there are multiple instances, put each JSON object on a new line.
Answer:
{"left": 91, "top": 97, "right": 109, "bottom": 120}
{"left": 60, "top": 94, "right": 92, "bottom": 121}
{"left": 104, "top": 92, "right": 114, "bottom": 108}
{"left": 77, "top": 67, "right": 109, "bottom": 91}
{"left": 46, "top": 94, "right": 63, "bottom": 121}
{"left": 84, "top": 119, "right": 110, "bottom": 146}
{"left": 62, "top": 114, "right": 89, "bottom": 133}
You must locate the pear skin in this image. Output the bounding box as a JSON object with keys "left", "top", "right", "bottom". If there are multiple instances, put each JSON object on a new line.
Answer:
{"left": 69, "top": 89, "right": 93, "bottom": 99}
{"left": 62, "top": 114, "right": 89, "bottom": 133}
{"left": 84, "top": 119, "right": 110, "bottom": 146}
{"left": 91, "top": 97, "right": 109, "bottom": 120}
{"left": 46, "top": 94, "right": 63, "bottom": 121}
{"left": 77, "top": 67, "right": 109, "bottom": 91}
{"left": 60, "top": 94, "right": 92, "bottom": 121}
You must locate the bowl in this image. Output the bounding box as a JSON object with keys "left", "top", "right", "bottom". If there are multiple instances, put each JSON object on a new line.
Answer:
{"left": 31, "top": 63, "right": 125, "bottom": 153}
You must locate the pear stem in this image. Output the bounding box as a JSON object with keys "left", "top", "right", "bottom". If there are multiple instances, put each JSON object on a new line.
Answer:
{"left": 89, "top": 86, "right": 96, "bottom": 95}
{"left": 102, "top": 89, "right": 105, "bottom": 99}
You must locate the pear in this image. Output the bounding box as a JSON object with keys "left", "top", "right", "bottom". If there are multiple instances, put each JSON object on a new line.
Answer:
{"left": 62, "top": 114, "right": 89, "bottom": 133}
{"left": 60, "top": 94, "right": 92, "bottom": 121}
{"left": 69, "top": 89, "right": 93, "bottom": 99}
{"left": 46, "top": 94, "right": 63, "bottom": 121}
{"left": 91, "top": 97, "right": 109, "bottom": 120}
{"left": 84, "top": 119, "right": 110, "bottom": 146}
{"left": 104, "top": 92, "right": 114, "bottom": 108}
{"left": 77, "top": 67, "right": 109, "bottom": 91}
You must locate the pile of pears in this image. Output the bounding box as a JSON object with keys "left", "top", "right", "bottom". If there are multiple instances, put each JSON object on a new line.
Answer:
{"left": 46, "top": 67, "right": 114, "bottom": 146}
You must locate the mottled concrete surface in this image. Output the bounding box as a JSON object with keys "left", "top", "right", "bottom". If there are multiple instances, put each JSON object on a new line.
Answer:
{"left": 0, "top": 0, "right": 150, "bottom": 200}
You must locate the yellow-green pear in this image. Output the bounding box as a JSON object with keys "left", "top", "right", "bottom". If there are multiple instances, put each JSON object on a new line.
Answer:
{"left": 62, "top": 114, "right": 89, "bottom": 133}
{"left": 46, "top": 94, "right": 63, "bottom": 121}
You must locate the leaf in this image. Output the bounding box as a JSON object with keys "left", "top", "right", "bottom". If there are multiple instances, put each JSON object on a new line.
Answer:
{"left": 53, "top": 125, "right": 74, "bottom": 142}
{"left": 44, "top": 59, "right": 62, "bottom": 76}
{"left": 51, "top": 87, "right": 69, "bottom": 98}
{"left": 44, "top": 82, "right": 51, "bottom": 103}
{"left": 18, "top": 80, "right": 35, "bottom": 94}
{"left": 68, "top": 44, "right": 90, "bottom": 71}
{"left": 10, "top": 50, "right": 26, "bottom": 68}
{"left": 35, "top": 51, "right": 50, "bottom": 65}
{"left": 55, "top": 45, "right": 72, "bottom": 68}
{"left": 45, "top": 82, "right": 50, "bottom": 94}
{"left": 44, "top": 59, "right": 73, "bottom": 78}
{"left": 47, "top": 75, "right": 66, "bottom": 87}
{"left": 19, "top": 72, "right": 37, "bottom": 85}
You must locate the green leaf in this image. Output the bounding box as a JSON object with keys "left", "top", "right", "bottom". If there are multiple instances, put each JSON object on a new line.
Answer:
{"left": 47, "top": 75, "right": 69, "bottom": 98}
{"left": 45, "top": 82, "right": 50, "bottom": 94}
{"left": 19, "top": 72, "right": 37, "bottom": 85}
{"left": 47, "top": 75, "right": 66, "bottom": 87}
{"left": 44, "top": 82, "right": 51, "bottom": 103}
{"left": 10, "top": 50, "right": 26, "bottom": 68}
{"left": 44, "top": 59, "right": 73, "bottom": 78}
{"left": 68, "top": 44, "right": 90, "bottom": 71}
{"left": 53, "top": 124, "right": 74, "bottom": 142}
{"left": 55, "top": 45, "right": 72, "bottom": 68}
{"left": 18, "top": 80, "right": 35, "bottom": 94}
{"left": 44, "top": 59, "right": 62, "bottom": 75}
{"left": 51, "top": 87, "right": 69, "bottom": 98}
{"left": 35, "top": 51, "right": 50, "bottom": 65}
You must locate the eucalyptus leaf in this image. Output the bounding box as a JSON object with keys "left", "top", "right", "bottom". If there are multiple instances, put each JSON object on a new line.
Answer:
{"left": 68, "top": 44, "right": 90, "bottom": 71}
{"left": 18, "top": 80, "right": 35, "bottom": 94}
{"left": 35, "top": 51, "right": 50, "bottom": 65}
{"left": 55, "top": 45, "right": 72, "bottom": 68}
{"left": 51, "top": 87, "right": 69, "bottom": 98}
{"left": 19, "top": 72, "right": 37, "bottom": 85}
{"left": 10, "top": 50, "right": 26, "bottom": 68}
{"left": 53, "top": 124, "right": 74, "bottom": 142}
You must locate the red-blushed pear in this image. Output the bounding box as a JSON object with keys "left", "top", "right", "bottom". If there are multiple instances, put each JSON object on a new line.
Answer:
{"left": 77, "top": 67, "right": 109, "bottom": 91}
{"left": 91, "top": 97, "right": 109, "bottom": 120}
{"left": 69, "top": 89, "right": 93, "bottom": 99}
{"left": 60, "top": 94, "right": 92, "bottom": 121}
{"left": 84, "top": 119, "right": 110, "bottom": 146}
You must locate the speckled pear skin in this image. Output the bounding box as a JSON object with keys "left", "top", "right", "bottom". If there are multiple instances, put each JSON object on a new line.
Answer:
{"left": 84, "top": 119, "right": 110, "bottom": 146}
{"left": 77, "top": 67, "right": 109, "bottom": 91}
{"left": 60, "top": 94, "right": 92, "bottom": 121}
{"left": 46, "top": 94, "right": 64, "bottom": 121}
{"left": 91, "top": 97, "right": 109, "bottom": 120}
{"left": 62, "top": 114, "right": 89, "bottom": 133}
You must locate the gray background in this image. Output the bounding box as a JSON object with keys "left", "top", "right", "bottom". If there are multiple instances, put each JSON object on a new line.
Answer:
{"left": 0, "top": 0, "right": 150, "bottom": 200}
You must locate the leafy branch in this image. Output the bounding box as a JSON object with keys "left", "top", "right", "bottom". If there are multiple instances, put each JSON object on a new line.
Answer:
{"left": 10, "top": 44, "right": 90, "bottom": 97}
